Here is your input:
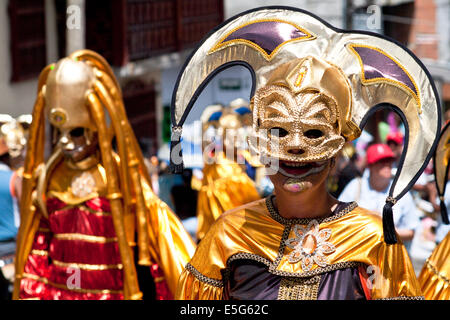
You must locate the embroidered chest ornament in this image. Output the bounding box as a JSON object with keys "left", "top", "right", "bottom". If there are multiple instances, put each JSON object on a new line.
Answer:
{"left": 285, "top": 220, "right": 335, "bottom": 271}
{"left": 170, "top": 6, "right": 441, "bottom": 244}
{"left": 71, "top": 171, "right": 97, "bottom": 198}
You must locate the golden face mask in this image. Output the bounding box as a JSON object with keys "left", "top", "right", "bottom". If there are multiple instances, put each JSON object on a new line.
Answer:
{"left": 249, "top": 56, "right": 348, "bottom": 162}
{"left": 0, "top": 118, "right": 26, "bottom": 158}
{"left": 200, "top": 104, "right": 250, "bottom": 158}
{"left": 44, "top": 58, "right": 99, "bottom": 162}
{"left": 45, "top": 58, "right": 97, "bottom": 132}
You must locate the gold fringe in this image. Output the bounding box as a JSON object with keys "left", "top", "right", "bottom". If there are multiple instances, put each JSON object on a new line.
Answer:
{"left": 52, "top": 259, "right": 123, "bottom": 271}
{"left": 53, "top": 233, "right": 118, "bottom": 243}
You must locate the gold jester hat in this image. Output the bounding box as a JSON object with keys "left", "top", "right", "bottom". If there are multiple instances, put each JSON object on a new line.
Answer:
{"left": 433, "top": 122, "right": 450, "bottom": 225}
{"left": 170, "top": 7, "right": 442, "bottom": 244}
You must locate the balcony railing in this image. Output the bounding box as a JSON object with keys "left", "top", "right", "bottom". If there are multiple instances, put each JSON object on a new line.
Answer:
{"left": 86, "top": 0, "right": 224, "bottom": 66}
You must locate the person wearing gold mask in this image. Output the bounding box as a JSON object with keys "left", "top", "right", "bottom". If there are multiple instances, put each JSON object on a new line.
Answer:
{"left": 418, "top": 122, "right": 450, "bottom": 300}
{"left": 170, "top": 7, "right": 441, "bottom": 300}
{"left": 196, "top": 103, "right": 260, "bottom": 242}
{"left": 0, "top": 115, "right": 23, "bottom": 299}
{"left": 13, "top": 50, "right": 196, "bottom": 300}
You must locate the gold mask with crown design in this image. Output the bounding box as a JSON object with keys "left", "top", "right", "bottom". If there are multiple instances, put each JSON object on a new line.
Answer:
{"left": 249, "top": 56, "right": 350, "bottom": 162}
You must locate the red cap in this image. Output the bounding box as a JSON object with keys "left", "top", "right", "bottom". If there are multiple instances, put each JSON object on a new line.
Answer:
{"left": 366, "top": 143, "right": 395, "bottom": 165}
{"left": 386, "top": 131, "right": 403, "bottom": 145}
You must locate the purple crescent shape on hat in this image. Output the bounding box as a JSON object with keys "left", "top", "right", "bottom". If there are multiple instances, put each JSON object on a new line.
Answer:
{"left": 350, "top": 45, "right": 418, "bottom": 96}
{"left": 217, "top": 20, "right": 312, "bottom": 58}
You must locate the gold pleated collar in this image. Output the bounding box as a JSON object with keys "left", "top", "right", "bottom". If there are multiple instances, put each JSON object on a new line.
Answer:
{"left": 265, "top": 194, "right": 358, "bottom": 226}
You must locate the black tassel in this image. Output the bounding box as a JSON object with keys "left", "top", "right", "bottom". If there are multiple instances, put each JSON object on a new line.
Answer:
{"left": 440, "top": 200, "right": 449, "bottom": 225}
{"left": 169, "top": 126, "right": 184, "bottom": 174}
{"left": 382, "top": 198, "right": 398, "bottom": 244}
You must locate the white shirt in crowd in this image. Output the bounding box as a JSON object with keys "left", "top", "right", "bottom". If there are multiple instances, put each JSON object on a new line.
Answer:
{"left": 338, "top": 169, "right": 421, "bottom": 252}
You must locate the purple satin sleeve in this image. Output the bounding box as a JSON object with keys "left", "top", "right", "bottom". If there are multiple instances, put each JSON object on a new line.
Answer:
{"left": 223, "top": 259, "right": 280, "bottom": 300}
{"left": 317, "top": 267, "right": 366, "bottom": 300}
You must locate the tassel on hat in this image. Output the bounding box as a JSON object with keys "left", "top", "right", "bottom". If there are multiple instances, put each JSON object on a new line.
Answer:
{"left": 382, "top": 197, "right": 398, "bottom": 244}
{"left": 439, "top": 196, "right": 449, "bottom": 225}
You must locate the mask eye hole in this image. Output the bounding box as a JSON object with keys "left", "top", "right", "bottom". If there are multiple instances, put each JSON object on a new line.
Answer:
{"left": 269, "top": 127, "right": 289, "bottom": 138}
{"left": 304, "top": 129, "right": 323, "bottom": 139}
{"left": 70, "top": 127, "right": 85, "bottom": 138}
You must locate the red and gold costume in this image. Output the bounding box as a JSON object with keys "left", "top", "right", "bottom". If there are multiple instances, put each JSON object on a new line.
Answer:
{"left": 14, "top": 50, "right": 196, "bottom": 300}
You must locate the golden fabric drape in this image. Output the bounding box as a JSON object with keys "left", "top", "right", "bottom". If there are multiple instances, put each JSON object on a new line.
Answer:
{"left": 196, "top": 153, "right": 260, "bottom": 241}
{"left": 177, "top": 198, "right": 422, "bottom": 300}
{"left": 418, "top": 232, "right": 450, "bottom": 300}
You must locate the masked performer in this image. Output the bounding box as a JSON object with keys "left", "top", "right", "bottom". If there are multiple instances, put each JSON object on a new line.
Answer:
{"left": 170, "top": 7, "right": 441, "bottom": 300}
{"left": 196, "top": 104, "right": 260, "bottom": 242}
{"left": 418, "top": 122, "right": 450, "bottom": 300}
{"left": 0, "top": 116, "right": 23, "bottom": 298}
{"left": 13, "top": 50, "right": 196, "bottom": 300}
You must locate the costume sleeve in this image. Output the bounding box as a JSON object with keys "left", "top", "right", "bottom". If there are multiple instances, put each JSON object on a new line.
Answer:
{"left": 196, "top": 168, "right": 260, "bottom": 241}
{"left": 18, "top": 216, "right": 53, "bottom": 300}
{"left": 175, "top": 265, "right": 223, "bottom": 300}
{"left": 369, "top": 239, "right": 423, "bottom": 299}
{"left": 418, "top": 232, "right": 450, "bottom": 300}
{"left": 143, "top": 181, "right": 196, "bottom": 296}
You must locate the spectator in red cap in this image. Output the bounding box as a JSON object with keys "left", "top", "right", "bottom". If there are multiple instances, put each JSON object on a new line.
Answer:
{"left": 386, "top": 131, "right": 404, "bottom": 168}
{"left": 339, "top": 143, "right": 420, "bottom": 254}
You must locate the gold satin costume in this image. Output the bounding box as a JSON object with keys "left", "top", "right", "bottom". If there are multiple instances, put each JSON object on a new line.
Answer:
{"left": 177, "top": 198, "right": 422, "bottom": 300}
{"left": 417, "top": 121, "right": 450, "bottom": 300}
{"left": 197, "top": 152, "right": 260, "bottom": 241}
{"left": 418, "top": 231, "right": 450, "bottom": 300}
{"left": 13, "top": 50, "right": 195, "bottom": 300}
{"left": 196, "top": 104, "right": 260, "bottom": 241}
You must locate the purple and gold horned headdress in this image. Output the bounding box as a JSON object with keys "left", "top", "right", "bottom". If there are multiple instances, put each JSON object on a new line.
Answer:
{"left": 170, "top": 7, "right": 441, "bottom": 243}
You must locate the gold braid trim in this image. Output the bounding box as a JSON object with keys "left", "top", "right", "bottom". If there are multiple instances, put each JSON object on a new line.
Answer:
{"left": 375, "top": 296, "right": 425, "bottom": 300}
{"left": 425, "top": 258, "right": 450, "bottom": 286}
{"left": 21, "top": 272, "right": 123, "bottom": 295}
{"left": 185, "top": 263, "right": 223, "bottom": 288}
{"left": 53, "top": 233, "right": 118, "bottom": 243}
{"left": 277, "top": 275, "right": 321, "bottom": 300}
{"left": 30, "top": 250, "right": 48, "bottom": 256}
{"left": 53, "top": 204, "right": 112, "bottom": 216}
{"left": 52, "top": 259, "right": 123, "bottom": 271}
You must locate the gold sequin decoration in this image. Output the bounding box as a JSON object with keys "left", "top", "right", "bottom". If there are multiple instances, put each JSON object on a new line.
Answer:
{"left": 277, "top": 275, "right": 321, "bottom": 300}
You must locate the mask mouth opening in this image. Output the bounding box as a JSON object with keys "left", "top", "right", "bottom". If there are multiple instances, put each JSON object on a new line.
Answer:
{"left": 278, "top": 159, "right": 327, "bottom": 177}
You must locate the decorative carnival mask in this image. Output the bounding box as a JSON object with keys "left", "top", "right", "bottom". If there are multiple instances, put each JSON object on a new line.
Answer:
{"left": 434, "top": 122, "right": 450, "bottom": 225}
{"left": 200, "top": 102, "right": 251, "bottom": 162}
{"left": 0, "top": 114, "right": 27, "bottom": 158}
{"left": 45, "top": 58, "right": 98, "bottom": 159}
{"left": 169, "top": 7, "right": 441, "bottom": 244}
